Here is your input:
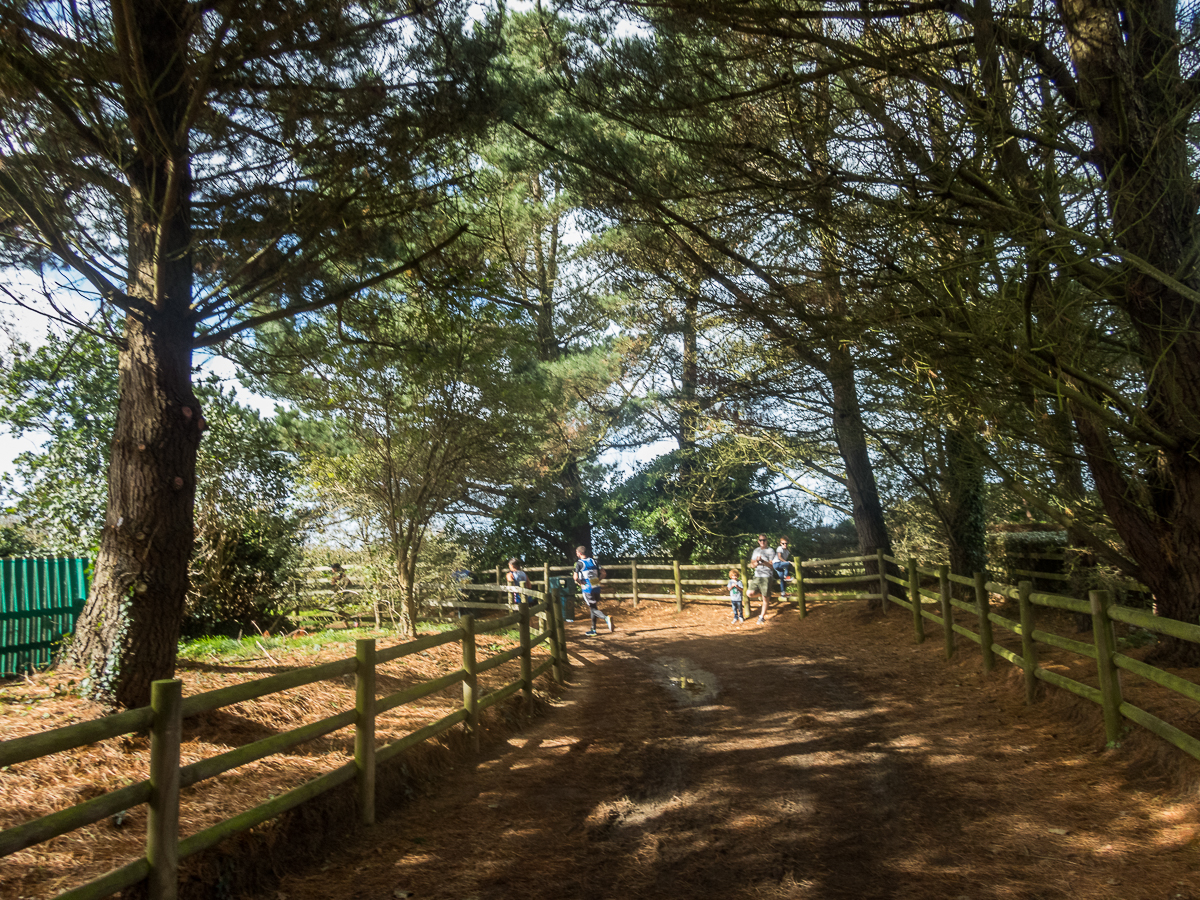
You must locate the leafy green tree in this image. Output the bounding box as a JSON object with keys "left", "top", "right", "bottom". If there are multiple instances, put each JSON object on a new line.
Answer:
{"left": 0, "top": 0, "right": 495, "bottom": 704}
{"left": 0, "top": 326, "right": 120, "bottom": 555}
{"left": 448, "top": 26, "right": 630, "bottom": 558}
{"left": 494, "top": 8, "right": 901, "bottom": 577}
{"left": 610, "top": 444, "right": 795, "bottom": 562}
{"left": 185, "top": 385, "right": 308, "bottom": 635}
{"left": 0, "top": 326, "right": 308, "bottom": 633}
{"left": 0, "top": 524, "right": 36, "bottom": 558}
{"left": 244, "top": 284, "right": 538, "bottom": 631}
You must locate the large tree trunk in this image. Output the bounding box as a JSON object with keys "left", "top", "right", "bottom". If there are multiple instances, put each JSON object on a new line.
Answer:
{"left": 69, "top": 0, "right": 200, "bottom": 707}
{"left": 676, "top": 291, "right": 699, "bottom": 562}
{"left": 71, "top": 320, "right": 201, "bottom": 707}
{"left": 827, "top": 344, "right": 893, "bottom": 609}
{"left": 526, "top": 198, "right": 593, "bottom": 560}
{"left": 945, "top": 423, "right": 987, "bottom": 583}
{"left": 827, "top": 346, "right": 890, "bottom": 557}
{"left": 1058, "top": 0, "right": 1200, "bottom": 663}
{"left": 807, "top": 70, "right": 893, "bottom": 592}
{"left": 557, "top": 459, "right": 593, "bottom": 554}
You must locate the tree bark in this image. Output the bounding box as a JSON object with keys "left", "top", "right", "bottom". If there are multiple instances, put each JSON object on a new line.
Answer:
{"left": 945, "top": 423, "right": 987, "bottom": 586}
{"left": 1057, "top": 0, "right": 1200, "bottom": 662}
{"left": 68, "top": 0, "right": 201, "bottom": 708}
{"left": 557, "top": 459, "right": 593, "bottom": 554}
{"left": 827, "top": 343, "right": 893, "bottom": 606}
{"left": 675, "top": 291, "right": 699, "bottom": 562}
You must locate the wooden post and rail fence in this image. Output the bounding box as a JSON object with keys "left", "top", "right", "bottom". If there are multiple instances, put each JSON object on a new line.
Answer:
{"left": 483, "top": 550, "right": 1195, "bottom": 768}
{"left": 5, "top": 554, "right": 1200, "bottom": 896}
{"left": 0, "top": 587, "right": 567, "bottom": 900}
{"left": 501, "top": 560, "right": 804, "bottom": 614}
{"left": 799, "top": 551, "right": 1200, "bottom": 764}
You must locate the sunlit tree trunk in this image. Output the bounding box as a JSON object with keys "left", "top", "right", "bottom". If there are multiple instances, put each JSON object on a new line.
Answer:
{"left": 69, "top": 0, "right": 202, "bottom": 707}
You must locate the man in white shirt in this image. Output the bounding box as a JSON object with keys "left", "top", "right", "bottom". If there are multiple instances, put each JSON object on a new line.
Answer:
{"left": 748, "top": 534, "right": 777, "bottom": 624}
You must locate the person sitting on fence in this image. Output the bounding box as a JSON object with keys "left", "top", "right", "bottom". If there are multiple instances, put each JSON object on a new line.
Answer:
{"left": 728, "top": 568, "right": 745, "bottom": 624}
{"left": 748, "top": 534, "right": 777, "bottom": 625}
{"left": 574, "top": 545, "right": 613, "bottom": 635}
{"left": 506, "top": 558, "right": 530, "bottom": 606}
{"left": 773, "top": 536, "right": 795, "bottom": 584}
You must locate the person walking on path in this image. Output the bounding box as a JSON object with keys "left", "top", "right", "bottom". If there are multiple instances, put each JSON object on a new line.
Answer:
{"left": 728, "top": 568, "right": 745, "bottom": 623}
{"left": 574, "top": 545, "right": 613, "bottom": 635}
{"left": 748, "top": 534, "right": 777, "bottom": 624}
{"left": 506, "top": 558, "right": 530, "bottom": 606}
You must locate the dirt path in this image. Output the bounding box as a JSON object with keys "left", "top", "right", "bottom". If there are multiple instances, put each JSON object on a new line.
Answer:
{"left": 262, "top": 601, "right": 1200, "bottom": 900}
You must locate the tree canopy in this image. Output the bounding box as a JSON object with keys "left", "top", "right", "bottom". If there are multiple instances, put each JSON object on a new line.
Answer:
{"left": 6, "top": 0, "right": 1200, "bottom": 702}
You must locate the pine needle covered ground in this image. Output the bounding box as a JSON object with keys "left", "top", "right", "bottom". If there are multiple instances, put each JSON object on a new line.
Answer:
{"left": 3, "top": 596, "right": 1200, "bottom": 899}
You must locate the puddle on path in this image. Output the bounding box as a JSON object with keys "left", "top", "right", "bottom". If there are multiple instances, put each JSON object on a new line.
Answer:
{"left": 656, "top": 657, "right": 720, "bottom": 704}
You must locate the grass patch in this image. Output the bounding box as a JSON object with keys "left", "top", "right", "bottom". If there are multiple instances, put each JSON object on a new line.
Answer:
{"left": 178, "top": 627, "right": 400, "bottom": 661}
{"left": 176, "top": 618, "right": 512, "bottom": 662}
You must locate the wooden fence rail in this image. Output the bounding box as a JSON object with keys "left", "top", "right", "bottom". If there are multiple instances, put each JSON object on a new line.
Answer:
{"left": 289, "top": 559, "right": 806, "bottom": 624}
{"left": 516, "top": 561, "right": 803, "bottom": 613}
{"left": 0, "top": 589, "right": 567, "bottom": 900}
{"left": 799, "top": 552, "right": 1200, "bottom": 764}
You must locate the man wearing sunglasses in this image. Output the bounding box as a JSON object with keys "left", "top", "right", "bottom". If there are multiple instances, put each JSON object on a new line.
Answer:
{"left": 747, "top": 534, "right": 777, "bottom": 624}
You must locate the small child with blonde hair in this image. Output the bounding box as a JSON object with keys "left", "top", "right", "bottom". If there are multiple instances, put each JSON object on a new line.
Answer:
{"left": 728, "top": 568, "right": 745, "bottom": 623}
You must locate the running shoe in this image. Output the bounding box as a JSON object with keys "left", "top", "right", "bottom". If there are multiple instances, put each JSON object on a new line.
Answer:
{"left": 584, "top": 629, "right": 597, "bottom": 635}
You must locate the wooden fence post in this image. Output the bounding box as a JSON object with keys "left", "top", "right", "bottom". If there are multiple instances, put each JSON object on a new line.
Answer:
{"left": 631, "top": 559, "right": 639, "bottom": 607}
{"left": 461, "top": 615, "right": 479, "bottom": 752}
{"left": 355, "top": 638, "right": 377, "bottom": 826}
{"left": 148, "top": 679, "right": 182, "bottom": 900}
{"left": 908, "top": 558, "right": 924, "bottom": 644}
{"left": 673, "top": 560, "right": 683, "bottom": 612}
{"left": 1090, "top": 590, "right": 1124, "bottom": 746}
{"left": 797, "top": 561, "right": 806, "bottom": 618}
{"left": 975, "top": 571, "right": 994, "bottom": 674}
{"left": 553, "top": 589, "right": 570, "bottom": 680}
{"left": 519, "top": 604, "right": 533, "bottom": 716}
{"left": 495, "top": 565, "right": 501, "bottom": 585}
{"left": 542, "top": 562, "right": 550, "bottom": 599}
{"left": 876, "top": 548, "right": 888, "bottom": 612}
{"left": 558, "top": 588, "right": 571, "bottom": 671}
{"left": 546, "top": 590, "right": 563, "bottom": 684}
{"left": 1018, "top": 580, "right": 1038, "bottom": 704}
{"left": 938, "top": 564, "right": 955, "bottom": 659}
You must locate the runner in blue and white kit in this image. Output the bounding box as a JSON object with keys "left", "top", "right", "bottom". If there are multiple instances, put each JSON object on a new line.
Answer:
{"left": 573, "top": 545, "right": 613, "bottom": 635}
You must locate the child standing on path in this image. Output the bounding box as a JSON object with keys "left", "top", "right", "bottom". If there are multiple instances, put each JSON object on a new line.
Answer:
{"left": 728, "top": 568, "right": 745, "bottom": 623}
{"left": 573, "top": 545, "right": 613, "bottom": 635}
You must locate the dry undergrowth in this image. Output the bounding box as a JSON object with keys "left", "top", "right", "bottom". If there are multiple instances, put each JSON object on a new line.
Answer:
{"left": 2, "top": 593, "right": 1200, "bottom": 900}
{"left": 0, "top": 618, "right": 548, "bottom": 900}
{"left": 254, "top": 596, "right": 1200, "bottom": 900}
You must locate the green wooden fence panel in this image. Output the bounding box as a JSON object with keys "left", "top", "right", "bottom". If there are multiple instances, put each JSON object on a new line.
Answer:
{"left": 0, "top": 557, "right": 90, "bottom": 676}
